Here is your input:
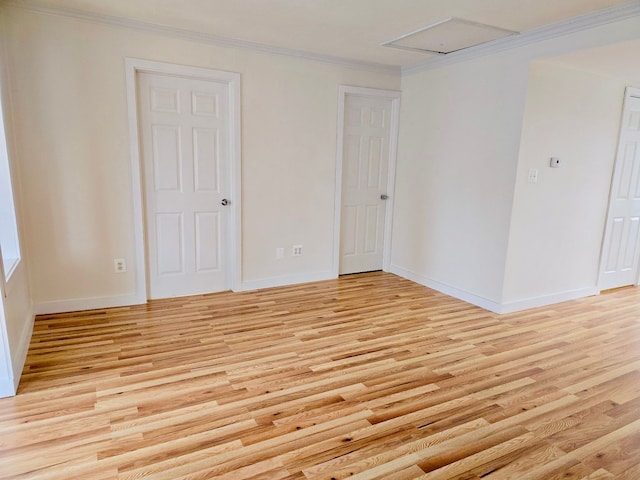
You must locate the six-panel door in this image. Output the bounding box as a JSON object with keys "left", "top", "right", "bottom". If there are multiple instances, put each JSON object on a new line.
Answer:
{"left": 340, "top": 94, "right": 393, "bottom": 275}
{"left": 599, "top": 89, "right": 640, "bottom": 290}
{"left": 138, "top": 72, "right": 231, "bottom": 299}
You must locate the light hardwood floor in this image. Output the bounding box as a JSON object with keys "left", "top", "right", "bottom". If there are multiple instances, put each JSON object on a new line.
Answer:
{"left": 1, "top": 272, "right": 639, "bottom": 479}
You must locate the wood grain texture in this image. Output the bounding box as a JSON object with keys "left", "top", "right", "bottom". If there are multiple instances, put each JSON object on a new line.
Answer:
{"left": 1, "top": 272, "right": 639, "bottom": 479}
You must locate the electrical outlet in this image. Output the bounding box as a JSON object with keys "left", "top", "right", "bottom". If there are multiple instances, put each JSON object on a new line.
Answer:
{"left": 276, "top": 247, "right": 285, "bottom": 259}
{"left": 114, "top": 258, "right": 126, "bottom": 273}
{"left": 527, "top": 168, "right": 538, "bottom": 184}
{"left": 292, "top": 245, "right": 303, "bottom": 257}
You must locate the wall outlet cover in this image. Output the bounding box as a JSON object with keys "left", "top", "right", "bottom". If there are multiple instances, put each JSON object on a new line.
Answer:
{"left": 114, "top": 258, "right": 126, "bottom": 273}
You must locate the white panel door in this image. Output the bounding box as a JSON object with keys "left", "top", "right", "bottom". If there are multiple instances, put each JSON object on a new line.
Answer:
{"left": 599, "top": 88, "right": 640, "bottom": 290}
{"left": 340, "top": 94, "right": 393, "bottom": 274}
{"left": 138, "top": 72, "right": 231, "bottom": 299}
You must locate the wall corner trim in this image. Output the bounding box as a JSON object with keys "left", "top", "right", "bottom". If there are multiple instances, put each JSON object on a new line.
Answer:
{"left": 389, "top": 264, "right": 503, "bottom": 313}
{"left": 391, "top": 264, "right": 600, "bottom": 314}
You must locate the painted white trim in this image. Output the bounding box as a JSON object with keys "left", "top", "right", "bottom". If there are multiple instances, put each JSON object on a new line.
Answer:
{"left": 384, "top": 94, "right": 401, "bottom": 273}
{"left": 0, "top": 298, "right": 15, "bottom": 398}
{"left": 500, "top": 287, "right": 599, "bottom": 314}
{"left": 239, "top": 271, "right": 335, "bottom": 292}
{"left": 391, "top": 264, "right": 600, "bottom": 314}
{"left": 403, "top": 0, "right": 640, "bottom": 75}
{"left": 34, "top": 294, "right": 143, "bottom": 316}
{"left": 6, "top": 0, "right": 398, "bottom": 75}
{"left": 6, "top": 0, "right": 639, "bottom": 75}
{"left": 0, "top": 243, "right": 5, "bottom": 300}
{"left": 0, "top": 378, "right": 13, "bottom": 398}
{"left": 124, "top": 60, "right": 147, "bottom": 306}
{"left": 10, "top": 302, "right": 33, "bottom": 391}
{"left": 0, "top": 337, "right": 13, "bottom": 397}
{"left": 333, "top": 86, "right": 401, "bottom": 277}
{"left": 124, "top": 58, "right": 242, "bottom": 300}
{"left": 228, "top": 68, "right": 243, "bottom": 293}
{"left": 389, "top": 264, "right": 503, "bottom": 314}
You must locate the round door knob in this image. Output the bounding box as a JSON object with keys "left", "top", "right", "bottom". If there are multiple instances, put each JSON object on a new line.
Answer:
{"left": 380, "top": 194, "right": 389, "bottom": 200}
{"left": 221, "top": 198, "right": 230, "bottom": 206}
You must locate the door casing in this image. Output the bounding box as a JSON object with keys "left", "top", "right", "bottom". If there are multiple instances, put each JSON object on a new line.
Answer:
{"left": 332, "top": 86, "right": 401, "bottom": 277}
{"left": 125, "top": 58, "right": 242, "bottom": 302}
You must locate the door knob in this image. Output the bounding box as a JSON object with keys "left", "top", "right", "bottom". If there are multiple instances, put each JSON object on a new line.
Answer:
{"left": 221, "top": 198, "right": 230, "bottom": 206}
{"left": 380, "top": 194, "right": 389, "bottom": 200}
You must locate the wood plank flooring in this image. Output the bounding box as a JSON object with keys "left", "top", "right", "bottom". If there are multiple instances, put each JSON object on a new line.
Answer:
{"left": 1, "top": 272, "right": 639, "bottom": 479}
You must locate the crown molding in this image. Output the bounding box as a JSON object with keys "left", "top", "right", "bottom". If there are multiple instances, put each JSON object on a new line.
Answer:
{"left": 403, "top": 0, "right": 640, "bottom": 75}
{"left": 4, "top": 0, "right": 400, "bottom": 75}
{"left": 5, "top": 0, "right": 639, "bottom": 76}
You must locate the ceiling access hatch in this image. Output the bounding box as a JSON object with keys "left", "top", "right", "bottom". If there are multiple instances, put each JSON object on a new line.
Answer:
{"left": 381, "top": 17, "right": 519, "bottom": 55}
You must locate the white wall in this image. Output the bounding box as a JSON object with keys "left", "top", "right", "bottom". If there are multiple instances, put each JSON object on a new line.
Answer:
{"left": 502, "top": 62, "right": 627, "bottom": 309}
{"left": 392, "top": 15, "right": 640, "bottom": 312}
{"left": 391, "top": 52, "right": 529, "bottom": 306}
{"left": 3, "top": 7, "right": 399, "bottom": 311}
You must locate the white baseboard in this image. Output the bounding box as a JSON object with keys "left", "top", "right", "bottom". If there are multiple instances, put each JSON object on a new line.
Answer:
{"left": 498, "top": 287, "right": 599, "bottom": 314}
{"left": 11, "top": 302, "right": 35, "bottom": 392}
{"left": 389, "top": 264, "right": 503, "bottom": 313}
{"left": 34, "top": 294, "right": 145, "bottom": 316}
{"left": 36, "top": 275, "right": 339, "bottom": 312}
{"left": 389, "top": 264, "right": 599, "bottom": 314}
{"left": 35, "top": 275, "right": 336, "bottom": 313}
{"left": 239, "top": 271, "right": 335, "bottom": 292}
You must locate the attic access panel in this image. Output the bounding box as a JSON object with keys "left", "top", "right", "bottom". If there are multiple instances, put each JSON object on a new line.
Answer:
{"left": 382, "top": 17, "right": 519, "bottom": 55}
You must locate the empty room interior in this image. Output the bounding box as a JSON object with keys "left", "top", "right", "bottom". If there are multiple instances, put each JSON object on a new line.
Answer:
{"left": 1, "top": 0, "right": 640, "bottom": 478}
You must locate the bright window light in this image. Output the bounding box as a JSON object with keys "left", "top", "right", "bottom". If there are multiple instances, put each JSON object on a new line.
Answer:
{"left": 0, "top": 94, "right": 20, "bottom": 280}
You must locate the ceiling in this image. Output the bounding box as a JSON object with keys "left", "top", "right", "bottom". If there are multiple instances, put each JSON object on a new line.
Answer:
{"left": 9, "top": 0, "right": 636, "bottom": 68}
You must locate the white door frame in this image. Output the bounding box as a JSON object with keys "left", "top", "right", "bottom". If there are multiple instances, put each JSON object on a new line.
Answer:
{"left": 125, "top": 58, "right": 242, "bottom": 302}
{"left": 0, "top": 243, "right": 5, "bottom": 299}
{"left": 332, "top": 85, "right": 401, "bottom": 277}
{"left": 597, "top": 86, "right": 640, "bottom": 291}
